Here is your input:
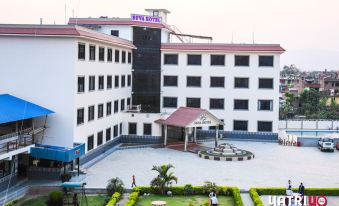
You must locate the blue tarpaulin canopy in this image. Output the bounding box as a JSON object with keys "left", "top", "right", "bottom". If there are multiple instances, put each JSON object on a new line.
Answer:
{"left": 0, "top": 94, "right": 54, "bottom": 124}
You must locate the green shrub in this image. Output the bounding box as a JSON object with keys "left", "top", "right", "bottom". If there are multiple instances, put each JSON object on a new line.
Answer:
{"left": 106, "top": 192, "right": 121, "bottom": 206}
{"left": 184, "top": 184, "right": 194, "bottom": 195}
{"left": 249, "top": 188, "right": 263, "bottom": 206}
{"left": 4, "top": 202, "right": 13, "bottom": 206}
{"left": 202, "top": 181, "right": 219, "bottom": 195}
{"left": 230, "top": 187, "right": 244, "bottom": 206}
{"left": 47, "top": 190, "right": 64, "bottom": 206}
{"left": 125, "top": 191, "right": 139, "bottom": 206}
{"left": 106, "top": 177, "right": 124, "bottom": 196}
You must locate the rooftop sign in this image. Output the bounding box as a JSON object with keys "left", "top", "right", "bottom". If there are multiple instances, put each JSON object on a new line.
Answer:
{"left": 131, "top": 14, "right": 162, "bottom": 24}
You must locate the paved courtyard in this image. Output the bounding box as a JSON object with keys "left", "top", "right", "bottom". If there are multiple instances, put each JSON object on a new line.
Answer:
{"left": 83, "top": 140, "right": 339, "bottom": 190}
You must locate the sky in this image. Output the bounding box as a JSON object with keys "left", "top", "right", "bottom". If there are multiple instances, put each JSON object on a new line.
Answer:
{"left": 1, "top": 0, "right": 339, "bottom": 71}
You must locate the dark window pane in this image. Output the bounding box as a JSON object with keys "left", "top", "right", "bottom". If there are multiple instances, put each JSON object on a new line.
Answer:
{"left": 129, "top": 123, "right": 137, "bottom": 135}
{"left": 127, "top": 97, "right": 131, "bottom": 107}
{"left": 89, "top": 45, "right": 96, "bottom": 60}
{"left": 107, "top": 48, "right": 113, "bottom": 62}
{"left": 258, "top": 121, "right": 272, "bottom": 132}
{"left": 234, "top": 99, "right": 249, "bottom": 110}
{"left": 187, "top": 54, "right": 201, "bottom": 65}
{"left": 113, "top": 125, "right": 118, "bottom": 137}
{"left": 87, "top": 135, "right": 94, "bottom": 151}
{"left": 187, "top": 76, "right": 201, "bottom": 87}
{"left": 120, "top": 123, "right": 122, "bottom": 135}
{"left": 235, "top": 55, "right": 249, "bottom": 66}
{"left": 99, "top": 47, "right": 105, "bottom": 61}
{"left": 234, "top": 78, "right": 249, "bottom": 88}
{"left": 121, "top": 99, "right": 125, "bottom": 111}
{"left": 127, "top": 75, "right": 131, "bottom": 86}
{"left": 121, "top": 75, "right": 126, "bottom": 87}
{"left": 186, "top": 98, "right": 200, "bottom": 108}
{"left": 210, "top": 77, "right": 225, "bottom": 87}
{"left": 210, "top": 98, "right": 224, "bottom": 109}
{"left": 107, "top": 75, "right": 112, "bottom": 89}
{"left": 143, "top": 123, "right": 152, "bottom": 135}
{"left": 219, "top": 119, "right": 224, "bottom": 130}
{"left": 97, "top": 131, "right": 103, "bottom": 146}
{"left": 234, "top": 120, "right": 248, "bottom": 131}
{"left": 128, "top": 52, "right": 132, "bottom": 63}
{"left": 78, "top": 44, "right": 85, "bottom": 60}
{"left": 163, "top": 76, "right": 178, "bottom": 86}
{"left": 115, "top": 50, "right": 120, "bottom": 63}
{"left": 89, "top": 76, "right": 95, "bottom": 91}
{"left": 98, "top": 76, "right": 104, "bottom": 90}
{"left": 163, "top": 97, "right": 177, "bottom": 108}
{"left": 77, "top": 108, "right": 84, "bottom": 125}
{"left": 164, "top": 54, "right": 178, "bottom": 65}
{"left": 114, "top": 100, "right": 119, "bottom": 113}
{"left": 106, "top": 102, "right": 112, "bottom": 116}
{"left": 98, "top": 104, "right": 103, "bottom": 118}
{"left": 259, "top": 78, "right": 273, "bottom": 89}
{"left": 259, "top": 56, "right": 274, "bottom": 67}
{"left": 122, "top": 51, "right": 126, "bottom": 63}
{"left": 106, "top": 128, "right": 111, "bottom": 141}
{"left": 115, "top": 75, "right": 119, "bottom": 88}
{"left": 258, "top": 100, "right": 273, "bottom": 111}
{"left": 78, "top": 77, "right": 85, "bottom": 93}
{"left": 211, "top": 55, "right": 225, "bottom": 66}
{"left": 88, "top": 106, "right": 95, "bottom": 121}
{"left": 111, "top": 30, "right": 119, "bottom": 37}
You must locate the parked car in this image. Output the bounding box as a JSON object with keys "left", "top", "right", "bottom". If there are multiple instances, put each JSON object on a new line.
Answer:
{"left": 318, "top": 137, "right": 335, "bottom": 152}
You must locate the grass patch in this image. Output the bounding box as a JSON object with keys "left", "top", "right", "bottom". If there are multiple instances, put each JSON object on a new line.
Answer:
{"left": 135, "top": 194, "right": 235, "bottom": 206}
{"left": 15, "top": 195, "right": 107, "bottom": 206}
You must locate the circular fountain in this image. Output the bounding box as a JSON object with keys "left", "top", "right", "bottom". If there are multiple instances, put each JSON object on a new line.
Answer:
{"left": 198, "top": 143, "right": 254, "bottom": 161}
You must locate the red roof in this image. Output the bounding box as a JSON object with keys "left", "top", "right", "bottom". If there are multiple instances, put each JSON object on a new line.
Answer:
{"left": 161, "top": 43, "right": 285, "bottom": 52}
{"left": 155, "top": 107, "right": 223, "bottom": 128}
{"left": 0, "top": 24, "right": 135, "bottom": 49}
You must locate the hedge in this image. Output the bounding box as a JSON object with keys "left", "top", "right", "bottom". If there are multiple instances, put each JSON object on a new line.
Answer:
{"left": 250, "top": 187, "right": 339, "bottom": 206}
{"left": 133, "top": 186, "right": 244, "bottom": 206}
{"left": 106, "top": 192, "right": 121, "bottom": 206}
{"left": 125, "top": 191, "right": 140, "bottom": 206}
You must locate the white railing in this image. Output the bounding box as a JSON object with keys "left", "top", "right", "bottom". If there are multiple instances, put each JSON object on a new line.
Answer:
{"left": 126, "top": 105, "right": 141, "bottom": 112}
{"left": 279, "top": 120, "right": 339, "bottom": 130}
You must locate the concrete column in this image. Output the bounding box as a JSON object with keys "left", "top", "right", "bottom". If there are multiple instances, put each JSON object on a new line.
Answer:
{"left": 164, "top": 125, "right": 168, "bottom": 146}
{"left": 215, "top": 127, "right": 219, "bottom": 147}
{"left": 194, "top": 127, "right": 197, "bottom": 143}
{"left": 184, "top": 128, "right": 188, "bottom": 152}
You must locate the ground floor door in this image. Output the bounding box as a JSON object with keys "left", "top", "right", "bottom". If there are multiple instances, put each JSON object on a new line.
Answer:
{"left": 162, "top": 126, "right": 185, "bottom": 142}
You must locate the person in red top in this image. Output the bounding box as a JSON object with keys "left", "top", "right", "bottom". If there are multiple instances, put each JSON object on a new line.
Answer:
{"left": 132, "top": 175, "right": 137, "bottom": 187}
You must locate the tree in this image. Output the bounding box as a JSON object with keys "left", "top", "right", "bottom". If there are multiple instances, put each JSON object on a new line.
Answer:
{"left": 299, "top": 88, "right": 321, "bottom": 117}
{"left": 150, "top": 164, "right": 178, "bottom": 194}
{"left": 106, "top": 177, "right": 124, "bottom": 196}
{"left": 280, "top": 64, "right": 300, "bottom": 77}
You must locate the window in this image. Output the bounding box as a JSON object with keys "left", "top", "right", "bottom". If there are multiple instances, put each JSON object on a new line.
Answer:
{"left": 233, "top": 120, "right": 248, "bottom": 131}
{"left": 107, "top": 48, "right": 113, "bottom": 62}
{"left": 87, "top": 135, "right": 94, "bottom": 151}
{"left": 234, "top": 99, "right": 249, "bottom": 110}
{"left": 114, "top": 100, "right": 119, "bottom": 113}
{"left": 89, "top": 76, "right": 95, "bottom": 91}
{"left": 259, "top": 56, "right": 274, "bottom": 67}
{"left": 258, "top": 121, "right": 273, "bottom": 132}
{"left": 122, "top": 51, "right": 126, "bottom": 63}
{"left": 210, "top": 55, "right": 225, "bottom": 66}
{"left": 163, "top": 97, "right": 177, "bottom": 108}
{"left": 0, "top": 161, "right": 11, "bottom": 178}
{"left": 187, "top": 54, "right": 202, "bottom": 65}
{"left": 121, "top": 99, "right": 125, "bottom": 111}
{"left": 259, "top": 78, "right": 273, "bottom": 89}
{"left": 186, "top": 98, "right": 200, "bottom": 108}
{"left": 115, "top": 75, "right": 119, "bottom": 88}
{"left": 164, "top": 54, "right": 178, "bottom": 65}
{"left": 78, "top": 43, "right": 85, "bottom": 60}
{"left": 234, "top": 77, "right": 249, "bottom": 88}
{"left": 106, "top": 128, "right": 111, "bottom": 141}
{"left": 234, "top": 55, "right": 249, "bottom": 66}
{"left": 209, "top": 126, "right": 216, "bottom": 130}
{"left": 97, "top": 131, "right": 103, "bottom": 146}
{"left": 258, "top": 100, "right": 273, "bottom": 111}
{"left": 210, "top": 98, "right": 224, "bottom": 109}
{"left": 88, "top": 106, "right": 95, "bottom": 121}
{"left": 115, "top": 50, "right": 120, "bottom": 63}
{"left": 143, "top": 123, "right": 152, "bottom": 135}
{"left": 106, "top": 102, "right": 112, "bottom": 116}
{"left": 77, "top": 108, "right": 84, "bottom": 125}
{"left": 163, "top": 76, "right": 178, "bottom": 86}
{"left": 128, "top": 52, "right": 132, "bottom": 63}
{"left": 129, "top": 123, "right": 137, "bottom": 135}
{"left": 127, "top": 97, "right": 131, "bottom": 108}
{"left": 219, "top": 119, "right": 224, "bottom": 130}
{"left": 98, "top": 104, "right": 104, "bottom": 118}
{"left": 77, "top": 76, "right": 85, "bottom": 93}
{"left": 120, "top": 123, "right": 122, "bottom": 135}
{"left": 98, "top": 76, "right": 104, "bottom": 90}
{"left": 111, "top": 30, "right": 119, "bottom": 37}
{"left": 113, "top": 125, "right": 118, "bottom": 137}
{"left": 107, "top": 75, "right": 112, "bottom": 89}
{"left": 99, "top": 47, "right": 105, "bottom": 61}
{"left": 89, "top": 45, "right": 96, "bottom": 60}
{"left": 121, "top": 75, "right": 126, "bottom": 87}
{"left": 187, "top": 76, "right": 201, "bottom": 87}
{"left": 210, "top": 77, "right": 225, "bottom": 87}
{"left": 127, "top": 75, "right": 131, "bottom": 86}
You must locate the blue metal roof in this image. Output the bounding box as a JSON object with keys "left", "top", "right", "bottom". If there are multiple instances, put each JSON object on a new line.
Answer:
{"left": 30, "top": 143, "right": 85, "bottom": 162}
{"left": 0, "top": 94, "right": 54, "bottom": 124}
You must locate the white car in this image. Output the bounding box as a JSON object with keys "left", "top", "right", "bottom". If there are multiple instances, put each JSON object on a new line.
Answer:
{"left": 318, "top": 137, "right": 335, "bottom": 152}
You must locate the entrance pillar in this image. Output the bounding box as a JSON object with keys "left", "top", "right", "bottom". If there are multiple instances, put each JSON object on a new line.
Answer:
{"left": 184, "top": 127, "right": 188, "bottom": 152}
{"left": 215, "top": 126, "right": 219, "bottom": 147}
{"left": 164, "top": 125, "right": 168, "bottom": 146}
{"left": 194, "top": 127, "right": 197, "bottom": 143}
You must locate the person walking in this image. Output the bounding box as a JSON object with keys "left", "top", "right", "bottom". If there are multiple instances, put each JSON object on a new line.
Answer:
{"left": 298, "top": 182, "right": 305, "bottom": 195}
{"left": 131, "top": 175, "right": 137, "bottom": 187}
{"left": 210, "top": 193, "right": 218, "bottom": 206}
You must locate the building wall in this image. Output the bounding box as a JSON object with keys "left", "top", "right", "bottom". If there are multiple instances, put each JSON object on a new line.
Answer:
{"left": 160, "top": 51, "right": 280, "bottom": 133}
{"left": 0, "top": 36, "right": 75, "bottom": 147}
{"left": 94, "top": 25, "right": 133, "bottom": 41}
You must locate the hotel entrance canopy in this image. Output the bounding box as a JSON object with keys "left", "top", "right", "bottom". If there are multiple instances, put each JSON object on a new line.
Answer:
{"left": 155, "top": 107, "right": 224, "bottom": 151}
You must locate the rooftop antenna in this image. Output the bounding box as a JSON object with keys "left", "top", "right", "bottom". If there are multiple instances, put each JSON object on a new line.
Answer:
{"left": 231, "top": 32, "right": 234, "bottom": 43}
{"left": 64, "top": 3, "right": 67, "bottom": 24}
{"left": 40, "top": 18, "right": 43, "bottom": 25}
{"left": 252, "top": 25, "right": 255, "bottom": 44}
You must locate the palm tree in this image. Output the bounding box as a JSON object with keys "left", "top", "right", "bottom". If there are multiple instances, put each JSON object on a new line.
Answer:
{"left": 106, "top": 177, "right": 124, "bottom": 196}
{"left": 150, "top": 164, "right": 178, "bottom": 194}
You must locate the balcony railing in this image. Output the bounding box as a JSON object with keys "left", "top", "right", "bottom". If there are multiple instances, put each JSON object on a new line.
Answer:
{"left": 126, "top": 105, "right": 141, "bottom": 113}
